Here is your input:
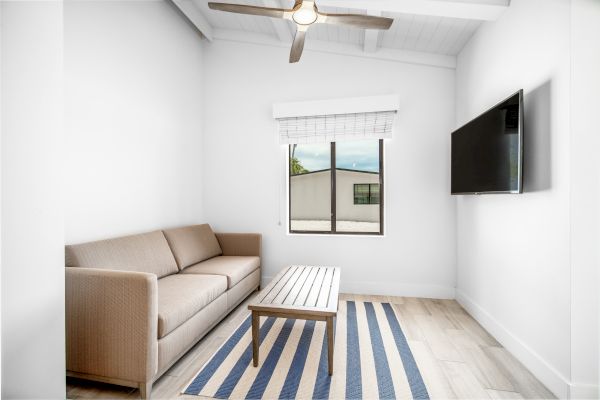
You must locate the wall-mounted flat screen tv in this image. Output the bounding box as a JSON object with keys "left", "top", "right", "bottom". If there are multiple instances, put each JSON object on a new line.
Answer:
{"left": 451, "top": 90, "right": 524, "bottom": 194}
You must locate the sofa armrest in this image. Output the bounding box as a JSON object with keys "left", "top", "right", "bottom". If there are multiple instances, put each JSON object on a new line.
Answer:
{"left": 215, "top": 233, "right": 262, "bottom": 258}
{"left": 66, "top": 267, "right": 158, "bottom": 384}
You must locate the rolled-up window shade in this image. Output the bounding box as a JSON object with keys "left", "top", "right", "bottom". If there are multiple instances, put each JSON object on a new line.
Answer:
{"left": 277, "top": 110, "right": 396, "bottom": 144}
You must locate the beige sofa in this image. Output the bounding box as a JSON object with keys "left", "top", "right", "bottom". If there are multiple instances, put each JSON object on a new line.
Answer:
{"left": 65, "top": 224, "right": 261, "bottom": 398}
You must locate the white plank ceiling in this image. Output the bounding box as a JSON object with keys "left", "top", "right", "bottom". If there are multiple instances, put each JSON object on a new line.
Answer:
{"left": 183, "top": 0, "right": 508, "bottom": 66}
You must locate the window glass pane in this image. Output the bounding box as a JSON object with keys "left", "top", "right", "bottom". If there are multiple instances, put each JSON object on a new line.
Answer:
{"left": 369, "top": 184, "right": 380, "bottom": 204}
{"left": 354, "top": 184, "right": 370, "bottom": 204}
{"left": 290, "top": 143, "right": 331, "bottom": 232}
{"left": 335, "top": 140, "right": 380, "bottom": 233}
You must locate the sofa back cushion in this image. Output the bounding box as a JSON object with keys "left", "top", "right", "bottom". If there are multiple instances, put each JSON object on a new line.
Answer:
{"left": 65, "top": 230, "right": 179, "bottom": 278}
{"left": 162, "top": 224, "right": 222, "bottom": 270}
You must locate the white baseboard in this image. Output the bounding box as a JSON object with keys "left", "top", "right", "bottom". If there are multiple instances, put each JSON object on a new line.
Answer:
{"left": 261, "top": 277, "right": 455, "bottom": 299}
{"left": 569, "top": 383, "right": 600, "bottom": 399}
{"left": 456, "top": 290, "right": 572, "bottom": 399}
{"left": 341, "top": 280, "right": 456, "bottom": 299}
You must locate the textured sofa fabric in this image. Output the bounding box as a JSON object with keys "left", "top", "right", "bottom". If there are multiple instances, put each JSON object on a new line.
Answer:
{"left": 157, "top": 293, "right": 227, "bottom": 375}
{"left": 216, "top": 232, "right": 261, "bottom": 257}
{"left": 65, "top": 226, "right": 261, "bottom": 399}
{"left": 226, "top": 269, "right": 261, "bottom": 311}
{"left": 157, "top": 274, "right": 227, "bottom": 338}
{"left": 182, "top": 256, "right": 260, "bottom": 288}
{"left": 66, "top": 267, "right": 158, "bottom": 383}
{"left": 65, "top": 230, "right": 179, "bottom": 279}
{"left": 163, "top": 224, "right": 223, "bottom": 269}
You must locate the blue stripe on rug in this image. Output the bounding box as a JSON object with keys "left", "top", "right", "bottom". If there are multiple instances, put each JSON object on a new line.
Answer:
{"left": 312, "top": 325, "right": 332, "bottom": 400}
{"left": 345, "top": 301, "right": 362, "bottom": 399}
{"left": 246, "top": 318, "right": 295, "bottom": 399}
{"left": 184, "top": 316, "right": 252, "bottom": 395}
{"left": 278, "top": 320, "right": 316, "bottom": 400}
{"left": 214, "top": 317, "right": 277, "bottom": 398}
{"left": 364, "top": 302, "right": 396, "bottom": 399}
{"left": 382, "top": 303, "right": 430, "bottom": 400}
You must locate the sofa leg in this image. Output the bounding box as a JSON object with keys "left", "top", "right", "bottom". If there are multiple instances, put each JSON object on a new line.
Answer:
{"left": 139, "top": 381, "right": 152, "bottom": 399}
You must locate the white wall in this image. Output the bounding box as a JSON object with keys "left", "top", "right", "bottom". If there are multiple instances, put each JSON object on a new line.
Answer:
{"left": 1, "top": 1, "right": 66, "bottom": 398}
{"left": 570, "top": 0, "right": 600, "bottom": 397}
{"left": 2, "top": 0, "right": 206, "bottom": 396}
{"left": 202, "top": 40, "right": 456, "bottom": 298}
{"left": 64, "top": 0, "right": 205, "bottom": 244}
{"left": 455, "top": 0, "right": 598, "bottom": 397}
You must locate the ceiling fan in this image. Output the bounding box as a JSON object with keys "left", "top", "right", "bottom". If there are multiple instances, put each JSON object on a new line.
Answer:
{"left": 207, "top": 0, "right": 394, "bottom": 63}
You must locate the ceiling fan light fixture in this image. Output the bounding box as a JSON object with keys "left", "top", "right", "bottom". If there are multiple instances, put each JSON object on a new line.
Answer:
{"left": 208, "top": 0, "right": 394, "bottom": 63}
{"left": 292, "top": 8, "right": 317, "bottom": 25}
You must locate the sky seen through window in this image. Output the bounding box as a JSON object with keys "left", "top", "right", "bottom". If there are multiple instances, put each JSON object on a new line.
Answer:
{"left": 292, "top": 140, "right": 379, "bottom": 173}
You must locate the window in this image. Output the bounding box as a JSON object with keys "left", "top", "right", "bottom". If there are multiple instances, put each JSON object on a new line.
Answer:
{"left": 354, "top": 184, "right": 380, "bottom": 205}
{"left": 289, "top": 139, "right": 383, "bottom": 235}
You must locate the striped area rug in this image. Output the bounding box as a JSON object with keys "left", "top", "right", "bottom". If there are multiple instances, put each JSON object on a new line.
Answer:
{"left": 183, "top": 300, "right": 430, "bottom": 399}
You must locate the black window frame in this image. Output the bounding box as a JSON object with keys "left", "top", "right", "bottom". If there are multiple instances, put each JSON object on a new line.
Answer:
{"left": 288, "top": 139, "right": 384, "bottom": 236}
{"left": 353, "top": 183, "right": 380, "bottom": 205}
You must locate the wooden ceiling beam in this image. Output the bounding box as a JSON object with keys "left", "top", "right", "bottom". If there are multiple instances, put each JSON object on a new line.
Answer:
{"left": 212, "top": 28, "right": 456, "bottom": 68}
{"left": 263, "top": 0, "right": 294, "bottom": 43}
{"left": 170, "top": 0, "right": 214, "bottom": 41}
{"left": 363, "top": 10, "right": 381, "bottom": 53}
{"left": 317, "top": 0, "right": 509, "bottom": 21}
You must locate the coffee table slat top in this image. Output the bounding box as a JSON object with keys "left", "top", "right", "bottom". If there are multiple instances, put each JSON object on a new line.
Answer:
{"left": 249, "top": 265, "right": 340, "bottom": 316}
{"left": 288, "top": 266, "right": 319, "bottom": 306}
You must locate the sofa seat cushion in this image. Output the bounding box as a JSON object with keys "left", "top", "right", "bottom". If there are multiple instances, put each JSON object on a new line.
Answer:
{"left": 157, "top": 274, "right": 227, "bottom": 338}
{"left": 163, "top": 224, "right": 223, "bottom": 270}
{"left": 181, "top": 256, "right": 260, "bottom": 289}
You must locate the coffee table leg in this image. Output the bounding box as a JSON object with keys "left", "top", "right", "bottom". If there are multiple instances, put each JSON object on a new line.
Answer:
{"left": 252, "top": 311, "right": 259, "bottom": 367}
{"left": 327, "top": 316, "right": 334, "bottom": 375}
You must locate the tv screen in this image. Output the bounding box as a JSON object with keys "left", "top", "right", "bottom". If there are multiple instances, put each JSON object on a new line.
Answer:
{"left": 451, "top": 90, "right": 523, "bottom": 194}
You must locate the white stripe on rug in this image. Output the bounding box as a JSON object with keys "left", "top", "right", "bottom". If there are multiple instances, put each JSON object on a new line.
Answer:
{"left": 328, "top": 300, "right": 347, "bottom": 399}
{"left": 374, "top": 302, "right": 413, "bottom": 399}
{"left": 229, "top": 317, "right": 287, "bottom": 398}
{"left": 199, "top": 319, "right": 257, "bottom": 396}
{"left": 356, "top": 301, "right": 379, "bottom": 399}
{"left": 295, "top": 320, "right": 326, "bottom": 399}
{"left": 260, "top": 319, "right": 306, "bottom": 399}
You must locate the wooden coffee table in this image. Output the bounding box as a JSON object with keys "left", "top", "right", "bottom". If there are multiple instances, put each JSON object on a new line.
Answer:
{"left": 248, "top": 265, "right": 340, "bottom": 375}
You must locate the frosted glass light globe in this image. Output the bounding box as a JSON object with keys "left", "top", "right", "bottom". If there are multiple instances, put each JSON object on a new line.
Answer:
{"left": 293, "top": 8, "right": 317, "bottom": 25}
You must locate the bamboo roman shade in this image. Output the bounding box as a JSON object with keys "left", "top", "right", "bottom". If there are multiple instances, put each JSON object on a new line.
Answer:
{"left": 277, "top": 110, "right": 396, "bottom": 144}
{"left": 273, "top": 95, "right": 399, "bottom": 144}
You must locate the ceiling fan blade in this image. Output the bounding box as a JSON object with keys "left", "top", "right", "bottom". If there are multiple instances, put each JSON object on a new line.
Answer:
{"left": 208, "top": 2, "right": 288, "bottom": 19}
{"left": 318, "top": 13, "right": 393, "bottom": 30}
{"left": 289, "top": 28, "right": 307, "bottom": 63}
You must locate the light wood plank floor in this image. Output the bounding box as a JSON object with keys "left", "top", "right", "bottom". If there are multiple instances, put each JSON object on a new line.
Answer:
{"left": 66, "top": 293, "right": 555, "bottom": 399}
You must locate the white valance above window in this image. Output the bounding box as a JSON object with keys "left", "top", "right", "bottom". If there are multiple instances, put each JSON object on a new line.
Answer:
{"left": 273, "top": 95, "right": 399, "bottom": 144}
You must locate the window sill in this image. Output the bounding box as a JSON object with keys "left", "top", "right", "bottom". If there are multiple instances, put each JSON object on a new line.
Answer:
{"left": 287, "top": 231, "right": 385, "bottom": 238}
